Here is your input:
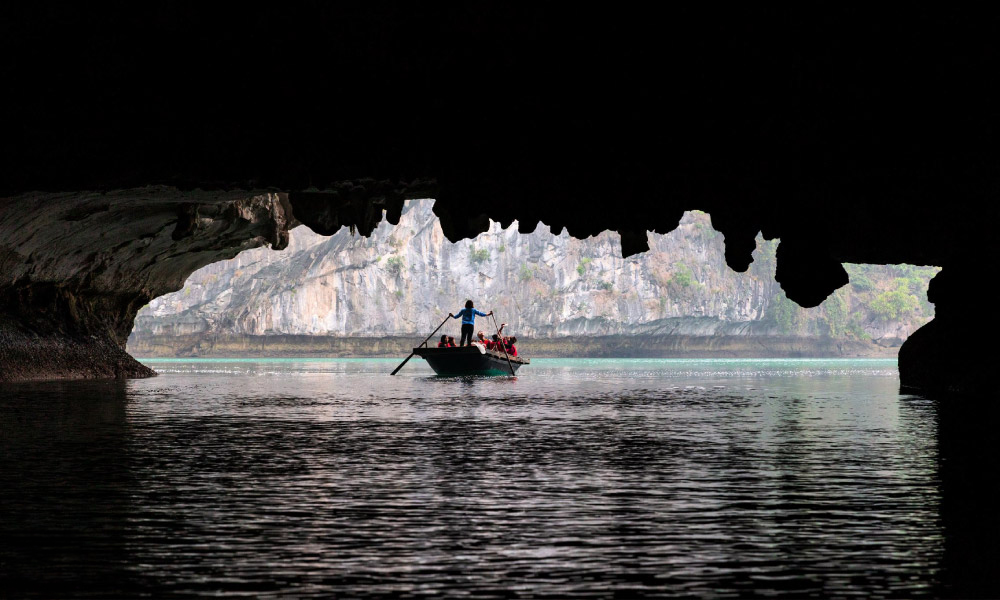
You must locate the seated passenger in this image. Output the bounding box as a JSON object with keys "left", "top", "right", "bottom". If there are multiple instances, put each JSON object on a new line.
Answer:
{"left": 447, "top": 336, "right": 457, "bottom": 348}
{"left": 506, "top": 336, "right": 518, "bottom": 357}
{"left": 475, "top": 331, "right": 488, "bottom": 347}
{"left": 490, "top": 334, "right": 502, "bottom": 351}
{"left": 437, "top": 334, "right": 449, "bottom": 348}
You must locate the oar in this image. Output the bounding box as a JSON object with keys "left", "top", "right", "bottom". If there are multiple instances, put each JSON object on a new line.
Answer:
{"left": 391, "top": 314, "right": 451, "bottom": 375}
{"left": 491, "top": 313, "right": 516, "bottom": 376}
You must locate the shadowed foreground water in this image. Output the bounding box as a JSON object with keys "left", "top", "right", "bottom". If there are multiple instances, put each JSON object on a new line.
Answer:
{"left": 2, "top": 358, "right": 996, "bottom": 597}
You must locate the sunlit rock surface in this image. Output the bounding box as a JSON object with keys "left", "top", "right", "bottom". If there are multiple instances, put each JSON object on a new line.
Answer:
{"left": 129, "top": 201, "right": 935, "bottom": 357}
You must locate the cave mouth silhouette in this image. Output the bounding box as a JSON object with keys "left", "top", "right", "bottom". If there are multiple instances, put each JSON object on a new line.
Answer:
{"left": 2, "top": 6, "right": 997, "bottom": 393}
{"left": 0, "top": 185, "right": 978, "bottom": 394}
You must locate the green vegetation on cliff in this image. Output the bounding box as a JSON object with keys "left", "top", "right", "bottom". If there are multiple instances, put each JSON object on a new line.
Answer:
{"left": 754, "top": 246, "right": 937, "bottom": 340}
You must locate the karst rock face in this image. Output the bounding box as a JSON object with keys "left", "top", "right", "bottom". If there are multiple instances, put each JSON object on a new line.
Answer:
{"left": 129, "top": 201, "right": 934, "bottom": 349}
{"left": 2, "top": 5, "right": 999, "bottom": 392}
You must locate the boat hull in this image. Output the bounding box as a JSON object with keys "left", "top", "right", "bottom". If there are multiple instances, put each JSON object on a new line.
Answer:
{"left": 412, "top": 345, "right": 528, "bottom": 376}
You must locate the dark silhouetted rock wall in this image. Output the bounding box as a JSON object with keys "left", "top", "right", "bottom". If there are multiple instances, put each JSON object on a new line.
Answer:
{"left": 1, "top": 6, "right": 997, "bottom": 391}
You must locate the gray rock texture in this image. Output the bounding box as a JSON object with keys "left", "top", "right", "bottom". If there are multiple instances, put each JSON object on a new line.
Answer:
{"left": 129, "top": 200, "right": 935, "bottom": 356}
{"left": 0, "top": 188, "right": 293, "bottom": 381}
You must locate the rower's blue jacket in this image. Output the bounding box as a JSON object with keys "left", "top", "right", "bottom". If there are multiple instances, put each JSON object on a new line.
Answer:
{"left": 453, "top": 307, "right": 488, "bottom": 325}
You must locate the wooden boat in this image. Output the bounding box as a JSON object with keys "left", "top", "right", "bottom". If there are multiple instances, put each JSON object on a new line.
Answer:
{"left": 412, "top": 344, "right": 529, "bottom": 376}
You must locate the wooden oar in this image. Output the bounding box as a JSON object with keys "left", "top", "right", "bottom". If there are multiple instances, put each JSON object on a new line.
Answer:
{"left": 491, "top": 313, "right": 516, "bottom": 376}
{"left": 391, "top": 314, "right": 451, "bottom": 375}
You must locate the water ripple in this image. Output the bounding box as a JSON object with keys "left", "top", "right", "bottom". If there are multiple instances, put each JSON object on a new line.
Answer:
{"left": 1, "top": 359, "right": 944, "bottom": 598}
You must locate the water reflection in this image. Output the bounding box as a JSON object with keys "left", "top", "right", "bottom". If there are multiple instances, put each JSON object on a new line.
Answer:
{"left": 0, "top": 359, "right": 989, "bottom": 597}
{"left": 0, "top": 381, "right": 136, "bottom": 596}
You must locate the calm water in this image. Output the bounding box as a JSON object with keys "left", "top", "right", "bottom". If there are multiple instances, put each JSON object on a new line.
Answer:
{"left": 1, "top": 358, "right": 996, "bottom": 597}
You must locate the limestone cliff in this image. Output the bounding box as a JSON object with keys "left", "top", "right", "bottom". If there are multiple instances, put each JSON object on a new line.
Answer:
{"left": 129, "top": 200, "right": 936, "bottom": 355}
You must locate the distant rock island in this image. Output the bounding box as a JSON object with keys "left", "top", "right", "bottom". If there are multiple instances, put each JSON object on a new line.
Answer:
{"left": 127, "top": 200, "right": 937, "bottom": 358}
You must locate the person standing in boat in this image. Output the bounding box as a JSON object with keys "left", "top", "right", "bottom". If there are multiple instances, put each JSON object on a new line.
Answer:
{"left": 450, "top": 300, "right": 492, "bottom": 347}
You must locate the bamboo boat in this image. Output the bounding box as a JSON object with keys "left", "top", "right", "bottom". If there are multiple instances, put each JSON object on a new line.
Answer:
{"left": 412, "top": 344, "right": 528, "bottom": 376}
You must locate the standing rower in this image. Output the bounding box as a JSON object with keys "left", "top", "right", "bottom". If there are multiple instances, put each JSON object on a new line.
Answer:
{"left": 449, "top": 300, "right": 493, "bottom": 347}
